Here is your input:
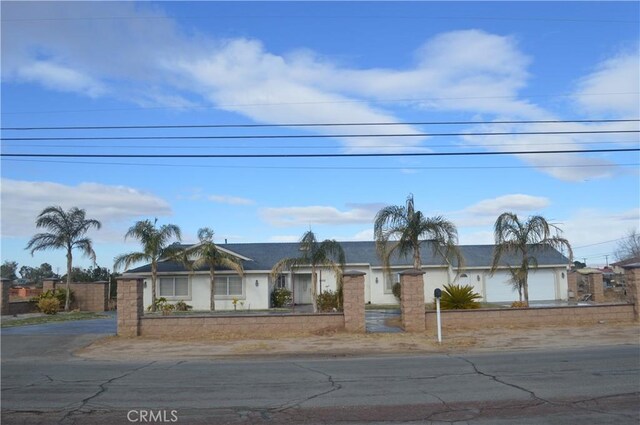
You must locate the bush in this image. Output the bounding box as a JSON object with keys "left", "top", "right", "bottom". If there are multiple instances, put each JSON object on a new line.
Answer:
{"left": 174, "top": 300, "right": 193, "bottom": 311}
{"left": 392, "top": 282, "right": 401, "bottom": 301}
{"left": 32, "top": 288, "right": 74, "bottom": 308}
{"left": 271, "top": 288, "right": 292, "bottom": 308}
{"left": 511, "top": 301, "right": 529, "bottom": 308}
{"left": 439, "top": 283, "right": 482, "bottom": 310}
{"left": 37, "top": 297, "right": 60, "bottom": 314}
{"left": 316, "top": 290, "right": 340, "bottom": 312}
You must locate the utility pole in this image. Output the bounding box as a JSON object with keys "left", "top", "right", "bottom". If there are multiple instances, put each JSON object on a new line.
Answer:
{"left": 605, "top": 255, "right": 609, "bottom": 267}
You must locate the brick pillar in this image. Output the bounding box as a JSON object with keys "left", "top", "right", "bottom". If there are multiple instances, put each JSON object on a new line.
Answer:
{"left": 1, "top": 278, "right": 11, "bottom": 315}
{"left": 623, "top": 265, "right": 640, "bottom": 321}
{"left": 567, "top": 271, "right": 578, "bottom": 300}
{"left": 117, "top": 276, "right": 144, "bottom": 337}
{"left": 587, "top": 272, "right": 604, "bottom": 302}
{"left": 400, "top": 269, "right": 426, "bottom": 332}
{"left": 42, "top": 278, "right": 60, "bottom": 292}
{"left": 342, "top": 270, "right": 365, "bottom": 333}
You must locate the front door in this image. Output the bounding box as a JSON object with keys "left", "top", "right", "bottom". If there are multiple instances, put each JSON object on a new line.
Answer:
{"left": 294, "top": 274, "right": 313, "bottom": 304}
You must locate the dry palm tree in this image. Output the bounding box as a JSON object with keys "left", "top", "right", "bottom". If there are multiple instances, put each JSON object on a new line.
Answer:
{"left": 491, "top": 213, "right": 573, "bottom": 304}
{"left": 185, "top": 228, "right": 244, "bottom": 311}
{"left": 374, "top": 194, "right": 463, "bottom": 272}
{"left": 113, "top": 219, "right": 182, "bottom": 311}
{"left": 26, "top": 206, "right": 101, "bottom": 311}
{"left": 271, "top": 230, "right": 345, "bottom": 313}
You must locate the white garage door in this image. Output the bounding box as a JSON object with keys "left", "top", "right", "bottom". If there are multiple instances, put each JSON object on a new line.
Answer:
{"left": 485, "top": 269, "right": 556, "bottom": 302}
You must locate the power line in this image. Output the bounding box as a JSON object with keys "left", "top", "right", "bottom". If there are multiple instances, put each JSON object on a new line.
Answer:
{"left": 3, "top": 129, "right": 637, "bottom": 142}
{"left": 5, "top": 140, "right": 636, "bottom": 150}
{"left": 3, "top": 158, "right": 637, "bottom": 171}
{"left": 1, "top": 148, "right": 637, "bottom": 159}
{"left": 573, "top": 235, "right": 637, "bottom": 249}
{"left": 3, "top": 118, "right": 637, "bottom": 131}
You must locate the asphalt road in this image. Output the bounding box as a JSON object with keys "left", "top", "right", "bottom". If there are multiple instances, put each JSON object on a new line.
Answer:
{"left": 1, "top": 318, "right": 639, "bottom": 425}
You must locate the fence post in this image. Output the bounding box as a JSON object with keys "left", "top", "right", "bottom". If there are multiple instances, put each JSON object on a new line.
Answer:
{"left": 586, "top": 272, "right": 604, "bottom": 302}
{"left": 623, "top": 264, "right": 640, "bottom": 321}
{"left": 1, "top": 278, "right": 11, "bottom": 315}
{"left": 342, "top": 270, "right": 365, "bottom": 333}
{"left": 117, "top": 276, "right": 144, "bottom": 337}
{"left": 400, "top": 269, "right": 426, "bottom": 332}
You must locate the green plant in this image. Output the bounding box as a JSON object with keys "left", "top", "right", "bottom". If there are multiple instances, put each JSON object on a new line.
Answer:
{"left": 439, "top": 283, "right": 482, "bottom": 310}
{"left": 37, "top": 297, "right": 60, "bottom": 314}
{"left": 316, "top": 290, "right": 340, "bottom": 312}
{"left": 271, "top": 288, "right": 292, "bottom": 308}
{"left": 147, "top": 296, "right": 170, "bottom": 312}
{"left": 174, "top": 300, "right": 193, "bottom": 311}
{"left": 32, "top": 288, "right": 74, "bottom": 307}
{"left": 392, "top": 282, "right": 401, "bottom": 301}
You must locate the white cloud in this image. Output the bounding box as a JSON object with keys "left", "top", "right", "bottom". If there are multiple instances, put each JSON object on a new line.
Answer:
{"left": 1, "top": 2, "right": 633, "bottom": 179}
{"left": 17, "top": 61, "right": 106, "bottom": 97}
{"left": 465, "top": 194, "right": 550, "bottom": 216}
{"left": 573, "top": 49, "right": 640, "bottom": 116}
{"left": 0, "top": 179, "right": 172, "bottom": 240}
{"left": 208, "top": 195, "right": 255, "bottom": 206}
{"left": 260, "top": 205, "right": 376, "bottom": 227}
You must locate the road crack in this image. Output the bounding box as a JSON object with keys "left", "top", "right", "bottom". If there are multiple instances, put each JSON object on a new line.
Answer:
{"left": 272, "top": 363, "right": 342, "bottom": 412}
{"left": 57, "top": 361, "right": 156, "bottom": 424}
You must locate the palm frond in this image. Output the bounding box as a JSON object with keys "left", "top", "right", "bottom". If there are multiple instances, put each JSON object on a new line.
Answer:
{"left": 113, "top": 252, "right": 150, "bottom": 272}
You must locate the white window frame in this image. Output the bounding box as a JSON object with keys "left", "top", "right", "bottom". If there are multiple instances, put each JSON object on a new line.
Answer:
{"left": 214, "top": 275, "right": 245, "bottom": 299}
{"left": 157, "top": 276, "right": 191, "bottom": 300}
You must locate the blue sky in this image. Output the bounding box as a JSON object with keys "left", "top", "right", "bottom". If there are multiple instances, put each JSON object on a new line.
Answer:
{"left": 1, "top": 1, "right": 639, "bottom": 274}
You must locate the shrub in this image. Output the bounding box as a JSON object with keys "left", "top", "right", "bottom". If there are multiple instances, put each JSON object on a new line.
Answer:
{"left": 37, "top": 297, "right": 60, "bottom": 314}
{"left": 148, "top": 297, "right": 170, "bottom": 312}
{"left": 392, "top": 282, "right": 401, "bottom": 301}
{"left": 511, "top": 301, "right": 529, "bottom": 308}
{"left": 439, "top": 283, "right": 482, "bottom": 310}
{"left": 271, "top": 288, "right": 292, "bottom": 308}
{"left": 32, "top": 288, "right": 74, "bottom": 308}
{"left": 316, "top": 290, "right": 340, "bottom": 312}
{"left": 174, "top": 300, "right": 193, "bottom": 311}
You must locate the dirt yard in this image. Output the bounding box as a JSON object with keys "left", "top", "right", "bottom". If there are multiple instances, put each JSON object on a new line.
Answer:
{"left": 77, "top": 321, "right": 639, "bottom": 361}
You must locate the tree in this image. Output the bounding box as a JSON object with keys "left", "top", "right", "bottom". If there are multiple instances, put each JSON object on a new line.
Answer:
{"left": 374, "top": 194, "right": 463, "bottom": 271}
{"left": 271, "top": 230, "right": 345, "bottom": 313}
{"left": 185, "top": 228, "right": 244, "bottom": 311}
{"left": 491, "top": 213, "right": 573, "bottom": 305}
{"left": 61, "top": 265, "right": 112, "bottom": 283}
{"left": 26, "top": 206, "right": 101, "bottom": 311}
{"left": 113, "top": 219, "right": 182, "bottom": 312}
{"left": 614, "top": 229, "right": 640, "bottom": 262}
{"left": 1, "top": 261, "right": 18, "bottom": 280}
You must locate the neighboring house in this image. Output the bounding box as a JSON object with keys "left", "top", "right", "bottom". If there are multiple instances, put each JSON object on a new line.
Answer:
{"left": 126, "top": 242, "right": 571, "bottom": 310}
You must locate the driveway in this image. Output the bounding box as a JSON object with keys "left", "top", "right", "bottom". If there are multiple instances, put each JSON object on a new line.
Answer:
{"left": 2, "top": 312, "right": 116, "bottom": 336}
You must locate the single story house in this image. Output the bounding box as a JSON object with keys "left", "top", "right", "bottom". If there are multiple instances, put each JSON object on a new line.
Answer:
{"left": 126, "top": 241, "right": 571, "bottom": 310}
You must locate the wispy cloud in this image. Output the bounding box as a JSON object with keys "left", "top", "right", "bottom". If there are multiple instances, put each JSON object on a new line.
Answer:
{"left": 208, "top": 195, "right": 255, "bottom": 206}
{"left": 0, "top": 179, "right": 171, "bottom": 240}
{"left": 260, "top": 205, "right": 377, "bottom": 227}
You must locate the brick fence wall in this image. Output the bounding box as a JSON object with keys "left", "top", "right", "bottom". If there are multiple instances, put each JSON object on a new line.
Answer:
{"left": 425, "top": 303, "right": 635, "bottom": 334}
{"left": 140, "top": 314, "right": 344, "bottom": 338}
{"left": 43, "top": 279, "right": 108, "bottom": 312}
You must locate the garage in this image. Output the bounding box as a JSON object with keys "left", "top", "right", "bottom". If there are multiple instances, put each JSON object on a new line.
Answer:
{"left": 485, "top": 269, "right": 556, "bottom": 302}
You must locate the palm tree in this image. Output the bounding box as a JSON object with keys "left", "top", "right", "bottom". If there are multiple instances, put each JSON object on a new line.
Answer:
{"left": 271, "top": 230, "right": 345, "bottom": 313}
{"left": 25, "top": 206, "right": 101, "bottom": 311}
{"left": 113, "top": 219, "right": 182, "bottom": 312}
{"left": 491, "top": 213, "right": 573, "bottom": 304}
{"left": 185, "top": 228, "right": 244, "bottom": 311}
{"left": 374, "top": 194, "right": 463, "bottom": 272}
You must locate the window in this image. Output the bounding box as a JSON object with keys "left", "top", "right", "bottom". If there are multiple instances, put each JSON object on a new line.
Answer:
{"left": 384, "top": 273, "right": 399, "bottom": 294}
{"left": 158, "top": 277, "right": 189, "bottom": 299}
{"left": 214, "top": 275, "right": 244, "bottom": 297}
{"left": 275, "top": 274, "right": 287, "bottom": 289}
